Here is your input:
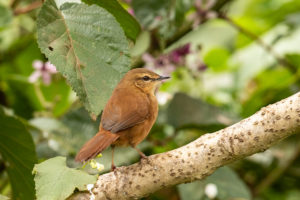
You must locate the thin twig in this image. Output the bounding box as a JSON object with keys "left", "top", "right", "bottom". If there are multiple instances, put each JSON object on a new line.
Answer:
{"left": 13, "top": 0, "right": 42, "bottom": 15}
{"left": 218, "top": 13, "right": 298, "bottom": 73}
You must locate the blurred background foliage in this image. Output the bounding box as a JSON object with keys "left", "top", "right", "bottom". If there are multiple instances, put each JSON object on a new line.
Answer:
{"left": 0, "top": 0, "right": 300, "bottom": 199}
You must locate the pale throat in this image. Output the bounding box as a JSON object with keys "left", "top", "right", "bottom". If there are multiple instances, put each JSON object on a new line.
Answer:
{"left": 153, "top": 84, "right": 161, "bottom": 95}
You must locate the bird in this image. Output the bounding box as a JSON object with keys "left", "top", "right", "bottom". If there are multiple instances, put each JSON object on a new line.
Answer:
{"left": 75, "top": 68, "right": 170, "bottom": 170}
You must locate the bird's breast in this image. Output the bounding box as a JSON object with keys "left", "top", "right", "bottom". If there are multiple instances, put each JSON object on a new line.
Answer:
{"left": 113, "top": 94, "right": 158, "bottom": 147}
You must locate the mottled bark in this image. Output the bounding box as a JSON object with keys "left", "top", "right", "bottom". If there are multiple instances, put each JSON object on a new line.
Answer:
{"left": 70, "top": 92, "right": 300, "bottom": 200}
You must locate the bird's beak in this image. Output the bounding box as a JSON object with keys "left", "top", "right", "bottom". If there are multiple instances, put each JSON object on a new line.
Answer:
{"left": 156, "top": 76, "right": 170, "bottom": 81}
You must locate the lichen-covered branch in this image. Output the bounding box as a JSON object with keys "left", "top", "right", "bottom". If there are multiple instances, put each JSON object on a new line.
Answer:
{"left": 71, "top": 92, "right": 300, "bottom": 200}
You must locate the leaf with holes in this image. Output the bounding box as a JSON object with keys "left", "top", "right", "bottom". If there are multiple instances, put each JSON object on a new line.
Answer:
{"left": 33, "top": 156, "right": 97, "bottom": 200}
{"left": 37, "top": 0, "right": 130, "bottom": 116}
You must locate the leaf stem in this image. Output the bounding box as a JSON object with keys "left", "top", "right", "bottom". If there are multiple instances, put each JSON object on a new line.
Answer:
{"left": 33, "top": 83, "right": 52, "bottom": 110}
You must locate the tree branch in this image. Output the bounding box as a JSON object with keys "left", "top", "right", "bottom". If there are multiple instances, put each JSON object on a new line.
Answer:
{"left": 70, "top": 92, "right": 300, "bottom": 200}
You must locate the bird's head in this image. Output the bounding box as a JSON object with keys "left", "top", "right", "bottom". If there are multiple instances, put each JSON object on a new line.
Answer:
{"left": 121, "top": 68, "right": 170, "bottom": 94}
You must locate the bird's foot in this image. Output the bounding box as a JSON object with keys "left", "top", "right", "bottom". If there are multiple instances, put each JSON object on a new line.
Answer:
{"left": 111, "top": 164, "right": 117, "bottom": 172}
{"left": 136, "top": 149, "right": 147, "bottom": 160}
{"left": 132, "top": 146, "right": 152, "bottom": 165}
{"left": 140, "top": 153, "right": 148, "bottom": 160}
{"left": 139, "top": 155, "right": 154, "bottom": 166}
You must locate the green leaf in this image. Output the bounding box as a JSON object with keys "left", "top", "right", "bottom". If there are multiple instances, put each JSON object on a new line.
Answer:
{"left": 205, "top": 167, "right": 251, "bottom": 200}
{"left": 231, "top": 24, "right": 300, "bottom": 91}
{"left": 7, "top": 77, "right": 45, "bottom": 119}
{"left": 175, "top": 0, "right": 194, "bottom": 26}
{"left": 0, "top": 16, "right": 19, "bottom": 51}
{"left": 131, "top": 0, "right": 182, "bottom": 39}
{"left": 234, "top": 17, "right": 268, "bottom": 48}
{"left": 178, "top": 167, "right": 251, "bottom": 200}
{"left": 286, "top": 190, "right": 300, "bottom": 200}
{"left": 0, "top": 4, "right": 12, "bottom": 27}
{"left": 30, "top": 117, "right": 71, "bottom": 157}
{"left": 204, "top": 48, "right": 230, "bottom": 72}
{"left": 60, "top": 107, "right": 99, "bottom": 152}
{"left": 241, "top": 68, "right": 294, "bottom": 117}
{"left": 0, "top": 194, "right": 9, "bottom": 200}
{"left": 40, "top": 80, "right": 72, "bottom": 117}
{"left": 15, "top": 42, "right": 43, "bottom": 76}
{"left": 132, "top": 0, "right": 169, "bottom": 28}
{"left": 130, "top": 31, "right": 150, "bottom": 57}
{"left": 29, "top": 108, "right": 99, "bottom": 157}
{"left": 33, "top": 156, "right": 97, "bottom": 200}
{"left": 37, "top": 0, "right": 130, "bottom": 116}
{"left": 0, "top": 107, "right": 37, "bottom": 200}
{"left": 285, "top": 53, "right": 300, "bottom": 68}
{"left": 82, "top": 0, "right": 141, "bottom": 41}
{"left": 167, "top": 93, "right": 234, "bottom": 129}
{"left": 165, "top": 20, "right": 236, "bottom": 53}
{"left": 178, "top": 180, "right": 205, "bottom": 200}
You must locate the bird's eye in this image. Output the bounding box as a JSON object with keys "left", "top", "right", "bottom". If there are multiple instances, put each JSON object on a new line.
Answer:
{"left": 142, "top": 76, "right": 150, "bottom": 81}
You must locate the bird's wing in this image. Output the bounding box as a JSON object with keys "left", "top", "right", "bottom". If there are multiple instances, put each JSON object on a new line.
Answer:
{"left": 101, "top": 89, "right": 150, "bottom": 133}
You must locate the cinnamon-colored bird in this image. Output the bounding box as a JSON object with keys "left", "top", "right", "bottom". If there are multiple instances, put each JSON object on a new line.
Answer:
{"left": 75, "top": 68, "right": 169, "bottom": 170}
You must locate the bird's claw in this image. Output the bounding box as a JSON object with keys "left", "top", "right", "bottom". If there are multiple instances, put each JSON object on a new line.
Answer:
{"left": 140, "top": 154, "right": 148, "bottom": 160}
{"left": 139, "top": 155, "right": 153, "bottom": 166}
{"left": 111, "top": 164, "right": 117, "bottom": 172}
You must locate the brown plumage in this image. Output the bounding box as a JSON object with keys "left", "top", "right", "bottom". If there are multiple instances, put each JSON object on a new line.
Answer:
{"left": 75, "top": 68, "right": 169, "bottom": 170}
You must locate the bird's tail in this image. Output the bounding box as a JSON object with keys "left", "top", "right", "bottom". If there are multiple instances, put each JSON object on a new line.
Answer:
{"left": 75, "top": 130, "right": 119, "bottom": 162}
